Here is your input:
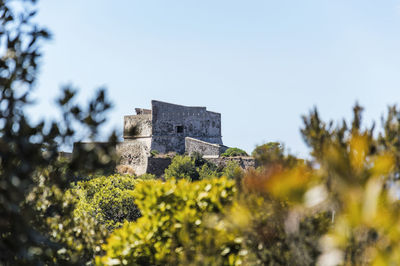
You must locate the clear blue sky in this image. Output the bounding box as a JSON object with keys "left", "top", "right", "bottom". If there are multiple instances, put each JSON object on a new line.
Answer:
{"left": 31, "top": 0, "right": 400, "bottom": 157}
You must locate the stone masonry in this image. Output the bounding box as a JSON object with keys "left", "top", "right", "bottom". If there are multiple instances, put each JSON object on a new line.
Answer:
{"left": 116, "top": 100, "right": 228, "bottom": 175}
{"left": 74, "top": 100, "right": 255, "bottom": 176}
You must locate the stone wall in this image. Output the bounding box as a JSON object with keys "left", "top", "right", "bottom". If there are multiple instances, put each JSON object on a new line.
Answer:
{"left": 151, "top": 100, "right": 222, "bottom": 153}
{"left": 185, "top": 137, "right": 228, "bottom": 156}
{"left": 123, "top": 114, "right": 152, "bottom": 139}
{"left": 116, "top": 138, "right": 151, "bottom": 175}
{"left": 204, "top": 156, "right": 257, "bottom": 171}
{"left": 135, "top": 108, "right": 151, "bottom": 115}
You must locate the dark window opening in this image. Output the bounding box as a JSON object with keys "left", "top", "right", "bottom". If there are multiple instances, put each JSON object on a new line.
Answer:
{"left": 176, "top": 125, "right": 184, "bottom": 133}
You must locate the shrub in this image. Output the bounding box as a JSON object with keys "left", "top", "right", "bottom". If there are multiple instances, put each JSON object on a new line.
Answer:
{"left": 198, "top": 163, "right": 219, "bottom": 180}
{"left": 165, "top": 154, "right": 228, "bottom": 181}
{"left": 190, "top": 151, "right": 208, "bottom": 167}
{"left": 164, "top": 155, "right": 199, "bottom": 181}
{"left": 26, "top": 173, "right": 109, "bottom": 263}
{"left": 222, "top": 147, "right": 248, "bottom": 157}
{"left": 221, "top": 161, "right": 243, "bottom": 179}
{"left": 252, "top": 142, "right": 283, "bottom": 164}
{"left": 96, "top": 177, "right": 239, "bottom": 265}
{"left": 71, "top": 174, "right": 141, "bottom": 229}
{"left": 221, "top": 161, "right": 244, "bottom": 192}
{"left": 252, "top": 142, "right": 298, "bottom": 167}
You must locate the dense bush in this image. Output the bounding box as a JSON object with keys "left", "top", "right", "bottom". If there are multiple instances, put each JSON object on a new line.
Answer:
{"left": 197, "top": 163, "right": 219, "bottom": 180}
{"left": 96, "top": 177, "right": 238, "bottom": 265}
{"left": 165, "top": 154, "right": 243, "bottom": 181}
{"left": 221, "top": 161, "right": 244, "bottom": 180}
{"left": 164, "top": 155, "right": 199, "bottom": 181}
{"left": 252, "top": 142, "right": 299, "bottom": 168}
{"left": 221, "top": 147, "right": 248, "bottom": 157}
{"left": 71, "top": 174, "right": 141, "bottom": 229}
{"left": 26, "top": 170, "right": 110, "bottom": 264}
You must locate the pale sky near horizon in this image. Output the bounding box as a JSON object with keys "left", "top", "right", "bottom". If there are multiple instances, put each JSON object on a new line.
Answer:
{"left": 30, "top": 0, "right": 400, "bottom": 157}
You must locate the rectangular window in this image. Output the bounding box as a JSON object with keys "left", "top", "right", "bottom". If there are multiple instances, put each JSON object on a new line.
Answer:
{"left": 176, "top": 125, "right": 184, "bottom": 133}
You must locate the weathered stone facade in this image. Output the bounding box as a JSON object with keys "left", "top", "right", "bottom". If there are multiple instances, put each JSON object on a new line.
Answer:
{"left": 114, "top": 100, "right": 226, "bottom": 175}
{"left": 116, "top": 139, "right": 151, "bottom": 175}
{"left": 118, "top": 109, "right": 153, "bottom": 174}
{"left": 185, "top": 137, "right": 228, "bottom": 157}
{"left": 74, "top": 100, "right": 255, "bottom": 176}
{"left": 204, "top": 156, "right": 257, "bottom": 171}
{"left": 122, "top": 100, "right": 223, "bottom": 154}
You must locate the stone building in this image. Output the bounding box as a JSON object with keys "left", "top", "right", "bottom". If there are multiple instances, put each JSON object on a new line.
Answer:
{"left": 116, "top": 100, "right": 229, "bottom": 175}
{"left": 74, "top": 100, "right": 255, "bottom": 176}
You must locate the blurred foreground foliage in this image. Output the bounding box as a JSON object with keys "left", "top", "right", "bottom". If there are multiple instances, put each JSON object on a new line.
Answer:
{"left": 299, "top": 105, "right": 400, "bottom": 265}
{"left": 98, "top": 105, "right": 400, "bottom": 265}
{"left": 70, "top": 174, "right": 141, "bottom": 230}
{"left": 26, "top": 170, "right": 109, "bottom": 263}
{"left": 96, "top": 177, "right": 238, "bottom": 265}
{"left": 0, "top": 0, "right": 117, "bottom": 264}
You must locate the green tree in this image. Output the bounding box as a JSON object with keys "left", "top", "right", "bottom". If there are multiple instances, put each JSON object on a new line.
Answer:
{"left": 71, "top": 174, "right": 141, "bottom": 230}
{"left": 221, "top": 161, "right": 243, "bottom": 179}
{"left": 221, "top": 147, "right": 248, "bottom": 157}
{"left": 26, "top": 173, "right": 109, "bottom": 263}
{"left": 0, "top": 1, "right": 116, "bottom": 264}
{"left": 198, "top": 163, "right": 218, "bottom": 180}
{"left": 165, "top": 154, "right": 239, "bottom": 181}
{"left": 252, "top": 142, "right": 299, "bottom": 168}
{"left": 164, "top": 155, "right": 199, "bottom": 181}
